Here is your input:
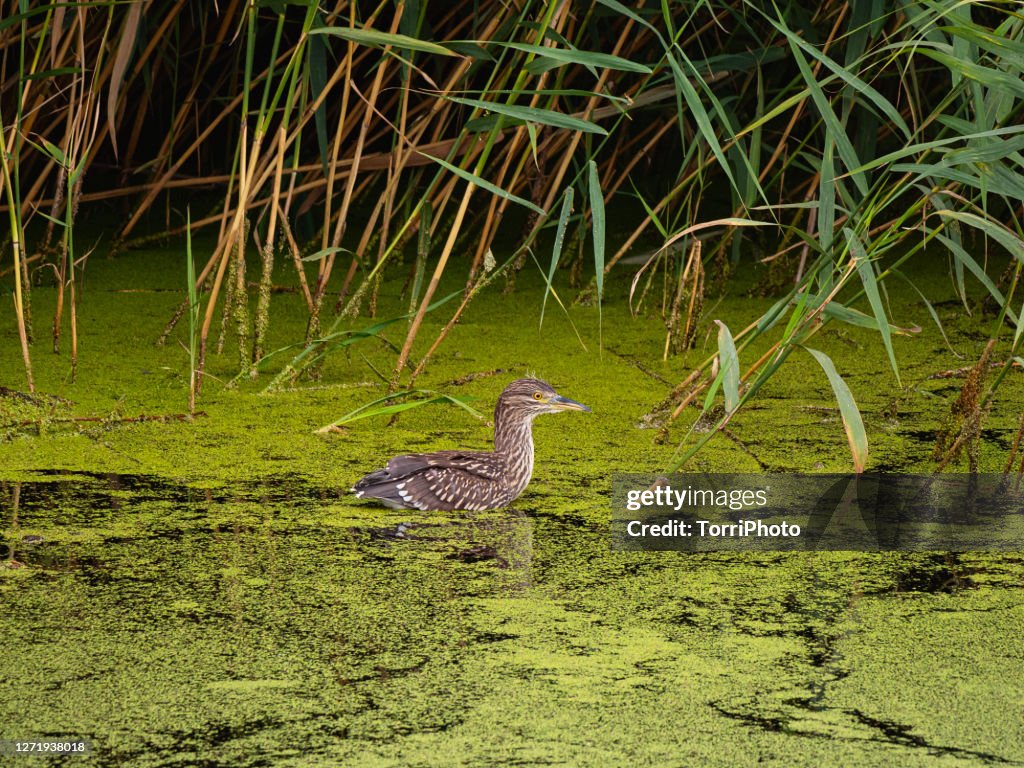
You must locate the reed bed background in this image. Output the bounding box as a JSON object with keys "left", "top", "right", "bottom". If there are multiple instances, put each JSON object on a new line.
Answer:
{"left": 1, "top": 0, "right": 1022, "bottom": 471}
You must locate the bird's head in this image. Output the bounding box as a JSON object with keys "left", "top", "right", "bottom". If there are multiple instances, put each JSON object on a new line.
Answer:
{"left": 499, "top": 378, "right": 592, "bottom": 416}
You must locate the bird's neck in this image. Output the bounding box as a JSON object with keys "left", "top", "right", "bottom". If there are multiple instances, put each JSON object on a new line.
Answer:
{"left": 493, "top": 407, "right": 535, "bottom": 460}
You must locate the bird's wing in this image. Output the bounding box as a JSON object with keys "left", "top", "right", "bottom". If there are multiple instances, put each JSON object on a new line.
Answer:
{"left": 353, "top": 451, "right": 506, "bottom": 510}
{"left": 393, "top": 464, "right": 502, "bottom": 511}
{"left": 385, "top": 450, "right": 504, "bottom": 481}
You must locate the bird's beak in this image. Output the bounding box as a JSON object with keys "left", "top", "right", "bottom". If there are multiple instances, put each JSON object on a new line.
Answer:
{"left": 550, "top": 394, "right": 592, "bottom": 412}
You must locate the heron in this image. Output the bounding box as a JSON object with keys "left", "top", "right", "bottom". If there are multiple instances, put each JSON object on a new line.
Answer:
{"left": 351, "top": 378, "right": 591, "bottom": 511}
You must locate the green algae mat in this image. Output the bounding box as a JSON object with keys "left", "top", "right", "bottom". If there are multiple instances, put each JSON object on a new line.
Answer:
{"left": 2, "top": 249, "right": 1023, "bottom": 766}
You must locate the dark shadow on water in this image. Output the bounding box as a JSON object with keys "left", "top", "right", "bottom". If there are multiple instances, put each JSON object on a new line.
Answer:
{"left": 891, "top": 553, "right": 976, "bottom": 594}
{"left": 1, "top": 471, "right": 546, "bottom": 585}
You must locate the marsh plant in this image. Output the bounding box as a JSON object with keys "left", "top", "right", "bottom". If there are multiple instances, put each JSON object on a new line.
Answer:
{"left": 1, "top": 0, "right": 1022, "bottom": 470}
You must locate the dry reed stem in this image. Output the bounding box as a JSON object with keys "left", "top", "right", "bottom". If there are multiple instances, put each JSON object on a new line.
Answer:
{"left": 935, "top": 339, "right": 996, "bottom": 472}
{"left": 276, "top": 201, "right": 314, "bottom": 311}
{"left": 321, "top": 1, "right": 358, "bottom": 257}
{"left": 388, "top": 0, "right": 570, "bottom": 385}
{"left": 392, "top": 169, "right": 476, "bottom": 387}
{"left": 197, "top": 120, "right": 258, "bottom": 393}
{"left": 308, "top": 8, "right": 400, "bottom": 344}
{"left": 0, "top": 133, "right": 34, "bottom": 391}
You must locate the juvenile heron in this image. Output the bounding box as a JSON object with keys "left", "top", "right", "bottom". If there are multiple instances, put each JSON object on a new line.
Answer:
{"left": 351, "top": 378, "right": 591, "bottom": 511}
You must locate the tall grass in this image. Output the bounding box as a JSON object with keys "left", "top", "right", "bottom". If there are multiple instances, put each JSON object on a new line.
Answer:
{"left": 1, "top": 0, "right": 1021, "bottom": 469}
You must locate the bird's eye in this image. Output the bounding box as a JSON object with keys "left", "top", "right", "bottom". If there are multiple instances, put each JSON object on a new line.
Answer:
{"left": 533, "top": 391, "right": 543, "bottom": 400}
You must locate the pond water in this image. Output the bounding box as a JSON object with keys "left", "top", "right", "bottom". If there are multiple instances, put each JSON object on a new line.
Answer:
{"left": 1, "top": 246, "right": 1023, "bottom": 765}
{"left": 2, "top": 471, "right": 1023, "bottom": 766}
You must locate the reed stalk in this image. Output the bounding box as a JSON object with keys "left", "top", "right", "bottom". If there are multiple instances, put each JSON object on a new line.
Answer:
{"left": 1, "top": 0, "right": 1020, "bottom": 471}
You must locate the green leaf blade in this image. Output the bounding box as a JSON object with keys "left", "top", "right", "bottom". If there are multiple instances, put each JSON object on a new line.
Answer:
{"left": 541, "top": 189, "right": 574, "bottom": 328}
{"left": 587, "top": 161, "right": 606, "bottom": 345}
{"left": 446, "top": 96, "right": 608, "bottom": 135}
{"left": 310, "top": 27, "right": 457, "bottom": 57}
{"left": 421, "top": 153, "right": 545, "bottom": 215}
{"left": 806, "top": 347, "right": 869, "bottom": 473}
{"left": 714, "top": 320, "right": 740, "bottom": 413}
{"left": 845, "top": 228, "right": 900, "bottom": 385}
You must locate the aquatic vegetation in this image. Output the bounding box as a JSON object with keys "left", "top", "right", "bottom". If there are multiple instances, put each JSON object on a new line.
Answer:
{"left": 1, "top": 3, "right": 1023, "bottom": 760}
{"left": 2, "top": 471, "right": 1023, "bottom": 765}
{"left": 1, "top": 1, "right": 1021, "bottom": 472}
